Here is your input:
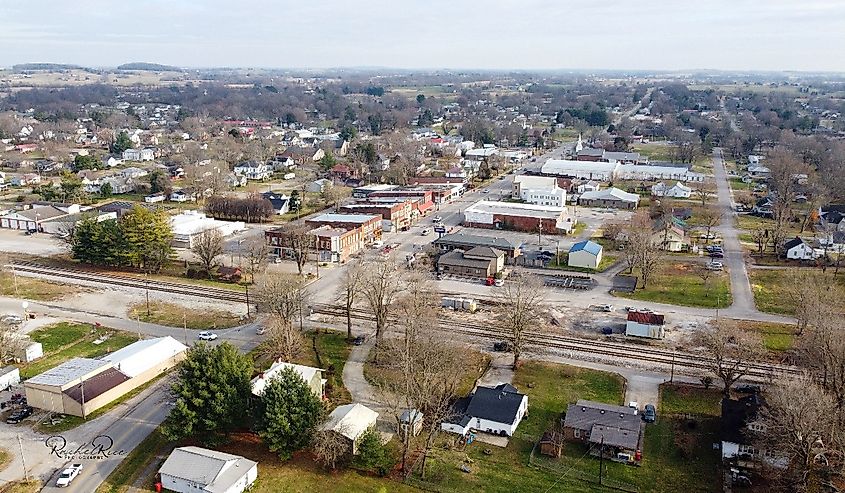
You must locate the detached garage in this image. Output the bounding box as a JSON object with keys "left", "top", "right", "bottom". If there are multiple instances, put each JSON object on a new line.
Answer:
{"left": 568, "top": 240, "right": 603, "bottom": 270}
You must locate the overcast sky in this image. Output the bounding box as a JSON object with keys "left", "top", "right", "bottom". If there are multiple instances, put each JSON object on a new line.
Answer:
{"left": 1, "top": 0, "right": 844, "bottom": 72}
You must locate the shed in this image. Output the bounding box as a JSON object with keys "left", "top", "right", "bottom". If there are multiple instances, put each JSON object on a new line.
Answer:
{"left": 16, "top": 342, "right": 43, "bottom": 362}
{"left": 539, "top": 431, "right": 563, "bottom": 457}
{"left": 567, "top": 240, "right": 603, "bottom": 270}
{"left": 0, "top": 366, "right": 20, "bottom": 390}
{"left": 399, "top": 408, "right": 424, "bottom": 438}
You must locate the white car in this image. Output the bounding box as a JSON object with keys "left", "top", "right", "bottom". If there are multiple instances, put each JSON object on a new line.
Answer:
{"left": 420, "top": 229, "right": 430, "bottom": 236}
{"left": 198, "top": 331, "right": 218, "bottom": 341}
{"left": 707, "top": 261, "right": 724, "bottom": 271}
{"left": 371, "top": 240, "right": 384, "bottom": 248}
{"left": 56, "top": 463, "right": 82, "bottom": 487}
{"left": 493, "top": 278, "right": 504, "bottom": 287}
{"left": 1, "top": 314, "right": 23, "bottom": 326}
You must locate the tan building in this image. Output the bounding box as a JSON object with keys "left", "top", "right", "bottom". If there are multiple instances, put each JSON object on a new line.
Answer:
{"left": 251, "top": 360, "right": 326, "bottom": 399}
{"left": 436, "top": 246, "right": 505, "bottom": 278}
{"left": 24, "top": 337, "right": 187, "bottom": 417}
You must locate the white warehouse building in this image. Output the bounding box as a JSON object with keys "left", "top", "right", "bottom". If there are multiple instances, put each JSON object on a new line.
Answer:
{"left": 170, "top": 210, "right": 245, "bottom": 249}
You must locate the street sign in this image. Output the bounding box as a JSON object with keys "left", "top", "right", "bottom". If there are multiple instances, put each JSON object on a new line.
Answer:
{"left": 434, "top": 226, "right": 446, "bottom": 233}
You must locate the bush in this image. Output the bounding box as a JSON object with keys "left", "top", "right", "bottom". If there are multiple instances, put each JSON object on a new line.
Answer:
{"left": 353, "top": 428, "right": 392, "bottom": 476}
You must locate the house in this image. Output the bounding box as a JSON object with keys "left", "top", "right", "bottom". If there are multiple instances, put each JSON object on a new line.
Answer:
{"left": 328, "top": 164, "right": 353, "bottom": 181}
{"left": 121, "top": 167, "right": 148, "bottom": 179}
{"left": 747, "top": 165, "right": 771, "bottom": 179}
{"left": 563, "top": 400, "right": 643, "bottom": 463}
{"left": 463, "top": 200, "right": 577, "bottom": 234}
{"left": 652, "top": 217, "right": 687, "bottom": 252}
{"left": 399, "top": 409, "right": 424, "bottom": 438}
{"left": 233, "top": 161, "right": 272, "bottom": 181}
{"left": 568, "top": 240, "right": 603, "bottom": 270}
{"left": 334, "top": 139, "right": 350, "bottom": 157}
{"left": 442, "top": 383, "right": 528, "bottom": 438}
{"left": 122, "top": 148, "right": 154, "bottom": 162}
{"left": 320, "top": 403, "right": 379, "bottom": 455}
{"left": 226, "top": 173, "right": 247, "bottom": 188}
{"left": 144, "top": 193, "right": 166, "bottom": 203}
{"left": 10, "top": 174, "right": 41, "bottom": 186}
{"left": 578, "top": 188, "right": 640, "bottom": 210}
{"left": 576, "top": 180, "right": 601, "bottom": 194}
{"left": 158, "top": 446, "right": 258, "bottom": 493}
{"left": 512, "top": 175, "right": 567, "bottom": 207}
{"left": 102, "top": 156, "right": 122, "bottom": 168}
{"left": 261, "top": 192, "right": 290, "bottom": 215}
{"left": 436, "top": 246, "right": 505, "bottom": 278}
{"left": 101, "top": 175, "right": 135, "bottom": 194}
{"left": 251, "top": 360, "right": 326, "bottom": 399}
{"left": 720, "top": 395, "right": 785, "bottom": 469}
{"left": 24, "top": 337, "right": 187, "bottom": 417}
{"left": 784, "top": 237, "right": 818, "bottom": 260}
{"left": 169, "top": 189, "right": 197, "bottom": 203}
{"left": 651, "top": 181, "right": 692, "bottom": 199}
{"left": 433, "top": 233, "right": 522, "bottom": 262}
{"left": 307, "top": 178, "right": 332, "bottom": 194}
{"left": 625, "top": 310, "right": 665, "bottom": 339}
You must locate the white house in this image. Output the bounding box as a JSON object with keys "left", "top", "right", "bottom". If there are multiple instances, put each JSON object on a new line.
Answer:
{"left": 512, "top": 175, "right": 567, "bottom": 207}
{"left": 103, "top": 156, "right": 122, "bottom": 168}
{"left": 321, "top": 403, "right": 379, "bottom": 455}
{"left": 233, "top": 161, "right": 272, "bottom": 181}
{"left": 251, "top": 360, "right": 325, "bottom": 399}
{"left": 576, "top": 180, "right": 601, "bottom": 194}
{"left": 144, "top": 193, "right": 166, "bottom": 203}
{"left": 651, "top": 181, "right": 692, "bottom": 199}
{"left": 784, "top": 237, "right": 818, "bottom": 260}
{"left": 307, "top": 178, "right": 332, "bottom": 194}
{"left": 441, "top": 383, "right": 528, "bottom": 438}
{"left": 122, "top": 148, "right": 155, "bottom": 162}
{"left": 158, "top": 446, "right": 258, "bottom": 493}
{"left": 568, "top": 240, "right": 603, "bottom": 270}
{"left": 121, "top": 167, "right": 148, "bottom": 179}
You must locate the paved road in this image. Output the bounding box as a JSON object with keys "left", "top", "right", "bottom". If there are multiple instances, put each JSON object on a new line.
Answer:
{"left": 711, "top": 148, "right": 759, "bottom": 318}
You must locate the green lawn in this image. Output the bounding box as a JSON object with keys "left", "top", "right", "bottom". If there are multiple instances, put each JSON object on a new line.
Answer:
{"left": 21, "top": 323, "right": 138, "bottom": 378}
{"left": 96, "top": 427, "right": 171, "bottom": 493}
{"left": 659, "top": 384, "right": 721, "bottom": 416}
{"left": 615, "top": 261, "right": 732, "bottom": 309}
{"left": 734, "top": 321, "right": 797, "bottom": 352}
{"left": 749, "top": 268, "right": 845, "bottom": 316}
{"left": 364, "top": 348, "right": 490, "bottom": 399}
{"left": 729, "top": 178, "right": 752, "bottom": 191}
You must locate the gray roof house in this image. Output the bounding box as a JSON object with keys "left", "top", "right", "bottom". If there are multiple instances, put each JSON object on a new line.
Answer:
{"left": 158, "top": 446, "right": 258, "bottom": 493}
{"left": 562, "top": 400, "right": 643, "bottom": 460}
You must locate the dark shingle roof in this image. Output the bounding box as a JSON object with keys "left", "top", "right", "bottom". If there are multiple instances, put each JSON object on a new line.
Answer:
{"left": 63, "top": 367, "right": 130, "bottom": 403}
{"left": 461, "top": 383, "right": 525, "bottom": 425}
{"left": 434, "top": 233, "right": 520, "bottom": 251}
{"left": 589, "top": 424, "right": 640, "bottom": 450}
{"left": 721, "top": 395, "right": 761, "bottom": 445}
{"left": 563, "top": 400, "right": 641, "bottom": 433}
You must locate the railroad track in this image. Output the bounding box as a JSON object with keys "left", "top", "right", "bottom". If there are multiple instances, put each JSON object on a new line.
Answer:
{"left": 9, "top": 261, "right": 248, "bottom": 303}
{"left": 312, "top": 303, "right": 801, "bottom": 380}
{"left": 10, "top": 261, "right": 800, "bottom": 379}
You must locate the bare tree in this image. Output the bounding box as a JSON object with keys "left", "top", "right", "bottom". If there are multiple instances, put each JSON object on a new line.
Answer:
{"left": 694, "top": 264, "right": 715, "bottom": 297}
{"left": 253, "top": 274, "right": 307, "bottom": 329}
{"left": 751, "top": 226, "right": 770, "bottom": 256}
{"left": 758, "top": 377, "right": 842, "bottom": 492}
{"left": 320, "top": 183, "right": 348, "bottom": 212}
{"left": 191, "top": 229, "right": 224, "bottom": 278}
{"left": 784, "top": 270, "right": 830, "bottom": 336}
{"left": 241, "top": 236, "right": 269, "bottom": 283}
{"left": 311, "top": 427, "right": 351, "bottom": 470}
{"left": 260, "top": 314, "right": 305, "bottom": 363}
{"left": 359, "top": 256, "right": 404, "bottom": 341}
{"left": 495, "top": 274, "right": 546, "bottom": 368}
{"left": 696, "top": 320, "right": 763, "bottom": 397}
{"left": 626, "top": 212, "right": 662, "bottom": 289}
{"left": 336, "top": 259, "right": 365, "bottom": 340}
{"left": 699, "top": 207, "right": 722, "bottom": 243}
{"left": 0, "top": 318, "right": 26, "bottom": 364}
{"left": 798, "top": 306, "right": 845, "bottom": 408}
{"left": 274, "top": 224, "right": 314, "bottom": 276}
{"left": 694, "top": 183, "right": 714, "bottom": 207}
{"left": 768, "top": 150, "right": 807, "bottom": 257}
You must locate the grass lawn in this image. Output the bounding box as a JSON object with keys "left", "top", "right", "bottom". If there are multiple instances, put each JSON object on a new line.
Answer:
{"left": 546, "top": 252, "right": 619, "bottom": 273}
{"left": 0, "top": 272, "right": 77, "bottom": 301}
{"left": 129, "top": 301, "right": 246, "bottom": 330}
{"left": 22, "top": 322, "right": 138, "bottom": 378}
{"left": 0, "top": 447, "right": 9, "bottom": 472}
{"left": 659, "top": 384, "right": 721, "bottom": 416}
{"left": 735, "top": 214, "right": 801, "bottom": 238}
{"left": 729, "top": 178, "right": 752, "bottom": 191}
{"left": 749, "top": 268, "right": 845, "bottom": 316}
{"left": 735, "top": 321, "right": 797, "bottom": 353}
{"left": 364, "top": 348, "right": 490, "bottom": 399}
{"left": 632, "top": 142, "right": 673, "bottom": 162}
{"left": 0, "top": 480, "right": 42, "bottom": 493}
{"left": 615, "top": 261, "right": 732, "bottom": 309}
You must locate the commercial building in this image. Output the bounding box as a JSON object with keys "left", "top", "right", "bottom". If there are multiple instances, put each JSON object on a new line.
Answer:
{"left": 463, "top": 200, "right": 577, "bottom": 234}
{"left": 24, "top": 337, "right": 187, "bottom": 417}
{"left": 568, "top": 240, "right": 603, "bottom": 270}
{"left": 577, "top": 148, "right": 644, "bottom": 164}
{"left": 158, "top": 446, "right": 258, "bottom": 493}
{"left": 433, "top": 233, "right": 522, "bottom": 261}
{"left": 368, "top": 189, "right": 435, "bottom": 216}
{"left": 170, "top": 211, "right": 245, "bottom": 249}
{"left": 512, "top": 176, "right": 567, "bottom": 207}
{"left": 339, "top": 200, "right": 414, "bottom": 232}
{"left": 352, "top": 184, "right": 397, "bottom": 198}
{"left": 541, "top": 159, "right": 702, "bottom": 182}
{"left": 578, "top": 188, "right": 640, "bottom": 209}
{"left": 251, "top": 360, "right": 326, "bottom": 399}
{"left": 306, "top": 213, "right": 382, "bottom": 243}
{"left": 436, "top": 247, "right": 504, "bottom": 278}
{"left": 0, "top": 203, "right": 80, "bottom": 231}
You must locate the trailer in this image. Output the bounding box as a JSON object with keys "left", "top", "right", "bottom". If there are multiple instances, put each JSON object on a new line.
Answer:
{"left": 441, "top": 297, "right": 478, "bottom": 313}
{"left": 0, "top": 366, "right": 20, "bottom": 391}
{"left": 625, "top": 310, "right": 665, "bottom": 339}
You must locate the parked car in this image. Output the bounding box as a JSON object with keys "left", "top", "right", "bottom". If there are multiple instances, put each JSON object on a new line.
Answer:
{"left": 591, "top": 304, "right": 614, "bottom": 312}
{"left": 197, "top": 331, "right": 218, "bottom": 341}
{"left": 432, "top": 216, "right": 443, "bottom": 223}
{"left": 371, "top": 240, "right": 384, "bottom": 248}
{"left": 643, "top": 404, "right": 656, "bottom": 423}
{"left": 482, "top": 189, "right": 490, "bottom": 194}
{"left": 628, "top": 401, "right": 639, "bottom": 414}
{"left": 273, "top": 256, "right": 282, "bottom": 264}
{"left": 1, "top": 314, "right": 23, "bottom": 326}
{"left": 352, "top": 335, "right": 366, "bottom": 346}
{"left": 707, "top": 261, "right": 724, "bottom": 270}
{"left": 24, "top": 229, "right": 37, "bottom": 236}
{"left": 6, "top": 406, "right": 33, "bottom": 424}
{"left": 709, "top": 252, "right": 724, "bottom": 258}
{"left": 601, "top": 327, "right": 613, "bottom": 335}
{"left": 493, "top": 278, "right": 504, "bottom": 287}
{"left": 56, "top": 463, "right": 83, "bottom": 488}
{"left": 493, "top": 341, "right": 512, "bottom": 352}
{"left": 255, "top": 327, "right": 266, "bottom": 335}
{"left": 420, "top": 229, "right": 430, "bottom": 236}
{"left": 735, "top": 384, "right": 761, "bottom": 394}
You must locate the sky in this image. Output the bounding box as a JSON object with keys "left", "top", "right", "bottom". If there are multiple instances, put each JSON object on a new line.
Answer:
{"left": 1, "top": 0, "right": 844, "bottom": 72}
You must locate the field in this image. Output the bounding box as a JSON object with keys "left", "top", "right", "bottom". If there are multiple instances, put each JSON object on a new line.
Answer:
{"left": 734, "top": 320, "right": 797, "bottom": 353}
{"left": 615, "top": 261, "right": 732, "bottom": 309}
{"left": 0, "top": 272, "right": 76, "bottom": 301}
{"left": 23, "top": 322, "right": 138, "bottom": 378}
{"left": 659, "top": 384, "right": 721, "bottom": 417}
{"left": 748, "top": 268, "right": 845, "bottom": 316}
{"left": 364, "top": 348, "right": 490, "bottom": 397}
{"left": 129, "top": 301, "right": 246, "bottom": 330}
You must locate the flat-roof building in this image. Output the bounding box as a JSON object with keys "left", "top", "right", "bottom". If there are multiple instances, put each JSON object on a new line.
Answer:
{"left": 463, "top": 200, "right": 577, "bottom": 234}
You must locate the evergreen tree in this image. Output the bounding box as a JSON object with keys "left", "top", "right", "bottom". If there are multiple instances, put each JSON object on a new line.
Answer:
{"left": 111, "top": 131, "right": 133, "bottom": 154}
{"left": 120, "top": 205, "right": 173, "bottom": 272}
{"left": 164, "top": 343, "right": 253, "bottom": 445}
{"left": 353, "top": 428, "right": 391, "bottom": 475}
{"left": 255, "top": 367, "right": 324, "bottom": 460}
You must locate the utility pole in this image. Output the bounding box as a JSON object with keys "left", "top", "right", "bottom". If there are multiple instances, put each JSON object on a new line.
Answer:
{"left": 245, "top": 285, "right": 251, "bottom": 318}
{"left": 17, "top": 434, "right": 28, "bottom": 481}
{"left": 11, "top": 264, "right": 19, "bottom": 297}
{"left": 537, "top": 220, "right": 543, "bottom": 248}
{"left": 145, "top": 274, "right": 151, "bottom": 317}
{"left": 183, "top": 312, "right": 188, "bottom": 345}
{"left": 670, "top": 353, "right": 675, "bottom": 383}
{"left": 599, "top": 435, "right": 605, "bottom": 486}
{"left": 556, "top": 240, "right": 560, "bottom": 267}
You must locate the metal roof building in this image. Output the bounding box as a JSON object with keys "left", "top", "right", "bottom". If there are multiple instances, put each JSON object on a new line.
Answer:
{"left": 159, "top": 446, "right": 258, "bottom": 493}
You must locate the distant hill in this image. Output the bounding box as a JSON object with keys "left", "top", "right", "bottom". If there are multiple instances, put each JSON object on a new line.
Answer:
{"left": 13, "top": 63, "right": 85, "bottom": 71}
{"left": 117, "top": 62, "right": 183, "bottom": 72}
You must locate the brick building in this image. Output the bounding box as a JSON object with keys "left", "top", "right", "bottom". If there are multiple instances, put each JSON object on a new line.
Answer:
{"left": 339, "top": 200, "right": 414, "bottom": 232}
{"left": 463, "top": 200, "right": 577, "bottom": 234}
{"left": 305, "top": 213, "right": 382, "bottom": 243}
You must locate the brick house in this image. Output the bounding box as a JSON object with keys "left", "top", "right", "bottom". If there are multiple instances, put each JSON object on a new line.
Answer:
{"left": 562, "top": 400, "right": 643, "bottom": 462}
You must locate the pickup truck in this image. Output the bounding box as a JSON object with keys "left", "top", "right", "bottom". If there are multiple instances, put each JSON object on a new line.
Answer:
{"left": 56, "top": 463, "right": 83, "bottom": 487}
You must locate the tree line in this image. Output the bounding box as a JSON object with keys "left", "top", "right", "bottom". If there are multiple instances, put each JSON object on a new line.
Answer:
{"left": 205, "top": 194, "right": 274, "bottom": 222}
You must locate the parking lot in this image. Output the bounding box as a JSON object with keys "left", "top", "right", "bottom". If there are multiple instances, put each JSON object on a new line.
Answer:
{"left": 0, "top": 229, "right": 68, "bottom": 256}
